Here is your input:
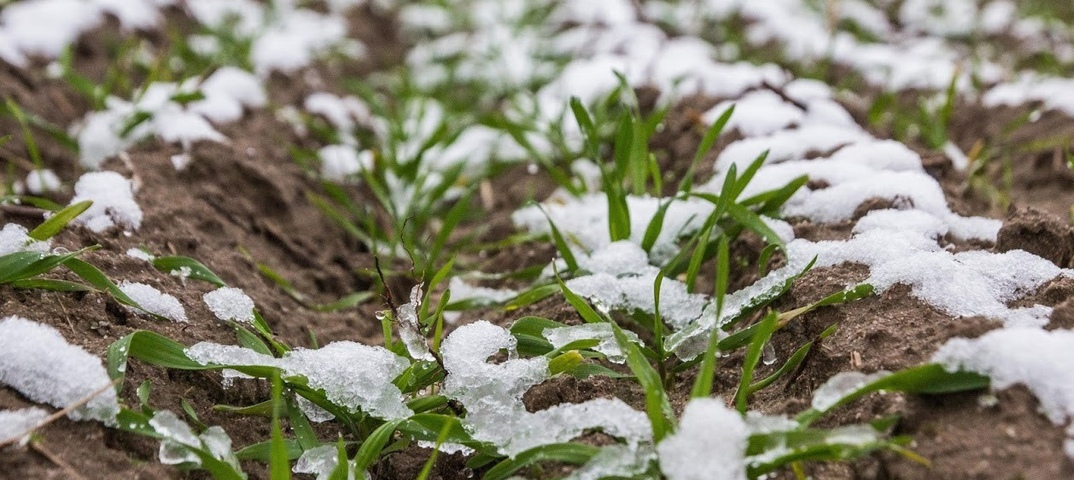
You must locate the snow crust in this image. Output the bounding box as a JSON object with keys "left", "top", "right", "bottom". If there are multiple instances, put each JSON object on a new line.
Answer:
{"left": 203, "top": 287, "right": 255, "bottom": 324}
{"left": 0, "top": 316, "right": 119, "bottom": 424}
{"left": 119, "top": 281, "right": 188, "bottom": 323}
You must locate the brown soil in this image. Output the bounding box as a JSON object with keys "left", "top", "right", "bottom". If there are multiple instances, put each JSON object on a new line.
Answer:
{"left": 3, "top": 6, "right": 1074, "bottom": 480}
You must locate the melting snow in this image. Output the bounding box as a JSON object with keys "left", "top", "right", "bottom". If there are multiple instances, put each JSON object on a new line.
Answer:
{"left": 186, "top": 341, "right": 413, "bottom": 420}
{"left": 293, "top": 445, "right": 359, "bottom": 480}
{"left": 0, "top": 407, "right": 50, "bottom": 445}
{"left": 810, "top": 371, "right": 891, "bottom": 412}
{"left": 934, "top": 328, "right": 1074, "bottom": 459}
{"left": 0, "top": 316, "right": 119, "bottom": 424}
{"left": 657, "top": 398, "right": 748, "bottom": 480}
{"left": 119, "top": 281, "right": 188, "bottom": 323}
{"left": 441, "top": 321, "right": 651, "bottom": 459}
{"left": 396, "top": 284, "right": 435, "bottom": 362}
{"left": 150, "top": 410, "right": 241, "bottom": 471}
{"left": 0, "top": 224, "right": 51, "bottom": 256}
{"left": 542, "top": 323, "right": 639, "bottom": 364}
{"left": 69, "top": 172, "right": 143, "bottom": 233}
{"left": 203, "top": 287, "right": 256, "bottom": 324}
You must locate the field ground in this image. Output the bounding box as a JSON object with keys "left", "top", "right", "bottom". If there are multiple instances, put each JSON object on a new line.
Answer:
{"left": 2, "top": 1, "right": 1074, "bottom": 479}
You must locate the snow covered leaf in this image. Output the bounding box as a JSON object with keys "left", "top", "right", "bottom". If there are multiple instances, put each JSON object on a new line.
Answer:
{"left": 484, "top": 443, "right": 600, "bottom": 480}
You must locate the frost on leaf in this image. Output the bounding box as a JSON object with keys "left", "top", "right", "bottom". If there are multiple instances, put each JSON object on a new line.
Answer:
{"left": 396, "top": 284, "right": 434, "bottom": 362}
{"left": 657, "top": 398, "right": 748, "bottom": 480}
{"left": 0, "top": 407, "right": 50, "bottom": 445}
{"left": 70, "top": 171, "right": 143, "bottom": 233}
{"left": 119, "top": 281, "right": 188, "bottom": 323}
{"left": 203, "top": 287, "right": 256, "bottom": 324}
{"left": 441, "top": 321, "right": 651, "bottom": 460}
{"left": 0, "top": 316, "right": 119, "bottom": 425}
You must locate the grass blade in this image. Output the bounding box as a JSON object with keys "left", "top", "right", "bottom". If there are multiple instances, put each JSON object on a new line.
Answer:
{"left": 536, "top": 205, "right": 579, "bottom": 272}
{"left": 484, "top": 443, "right": 600, "bottom": 480}
{"left": 28, "top": 200, "right": 92, "bottom": 241}
{"left": 795, "top": 364, "right": 989, "bottom": 426}
{"left": 611, "top": 322, "right": 674, "bottom": 441}
{"left": 691, "top": 236, "right": 729, "bottom": 398}
{"left": 270, "top": 372, "right": 291, "bottom": 480}
{"left": 152, "top": 256, "right": 227, "bottom": 287}
{"left": 354, "top": 419, "right": 406, "bottom": 470}
{"left": 734, "top": 311, "right": 779, "bottom": 412}
{"left": 680, "top": 105, "right": 735, "bottom": 194}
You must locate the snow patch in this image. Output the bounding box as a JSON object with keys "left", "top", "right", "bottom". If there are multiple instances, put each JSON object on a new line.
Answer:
{"left": 0, "top": 316, "right": 119, "bottom": 424}
{"left": 203, "top": 287, "right": 255, "bottom": 324}
{"left": 658, "top": 398, "right": 748, "bottom": 480}
{"left": 119, "top": 281, "right": 188, "bottom": 322}
{"left": 70, "top": 172, "right": 144, "bottom": 233}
